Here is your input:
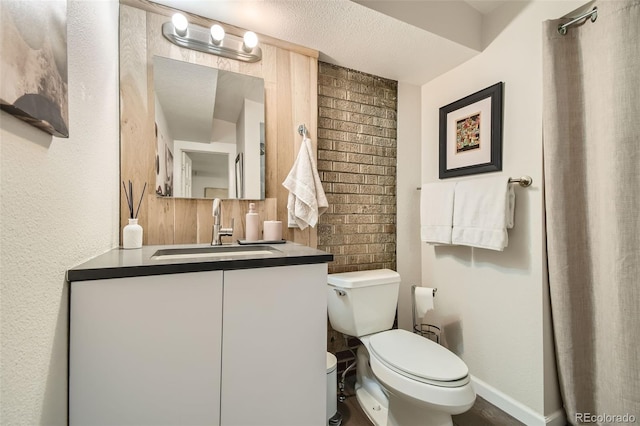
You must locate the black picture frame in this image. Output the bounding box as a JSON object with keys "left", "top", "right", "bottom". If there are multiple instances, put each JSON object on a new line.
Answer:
{"left": 439, "top": 82, "right": 503, "bottom": 179}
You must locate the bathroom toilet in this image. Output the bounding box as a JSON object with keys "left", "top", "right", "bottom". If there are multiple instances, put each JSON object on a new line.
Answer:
{"left": 327, "top": 269, "right": 475, "bottom": 426}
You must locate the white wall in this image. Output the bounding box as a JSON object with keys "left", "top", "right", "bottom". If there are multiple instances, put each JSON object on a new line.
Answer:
{"left": 396, "top": 82, "right": 423, "bottom": 332}
{"left": 0, "top": 2, "right": 120, "bottom": 424}
{"left": 242, "top": 99, "right": 264, "bottom": 200}
{"left": 235, "top": 107, "right": 246, "bottom": 197}
{"left": 419, "top": 1, "right": 585, "bottom": 423}
{"left": 212, "top": 118, "right": 236, "bottom": 144}
{"left": 173, "top": 140, "right": 236, "bottom": 199}
{"left": 192, "top": 174, "right": 227, "bottom": 199}
{"left": 155, "top": 95, "right": 173, "bottom": 196}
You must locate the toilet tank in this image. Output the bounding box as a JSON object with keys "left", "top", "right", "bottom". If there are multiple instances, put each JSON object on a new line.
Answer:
{"left": 327, "top": 269, "right": 400, "bottom": 337}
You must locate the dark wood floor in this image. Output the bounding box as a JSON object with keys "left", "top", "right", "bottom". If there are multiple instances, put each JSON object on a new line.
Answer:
{"left": 336, "top": 376, "right": 524, "bottom": 426}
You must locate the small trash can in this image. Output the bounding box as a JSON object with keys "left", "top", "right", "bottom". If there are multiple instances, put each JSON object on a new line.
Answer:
{"left": 326, "top": 352, "right": 340, "bottom": 425}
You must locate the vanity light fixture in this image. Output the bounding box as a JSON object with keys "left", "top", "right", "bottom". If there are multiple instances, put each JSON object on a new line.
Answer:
{"left": 171, "top": 13, "right": 188, "bottom": 36}
{"left": 162, "top": 13, "right": 262, "bottom": 63}
{"left": 243, "top": 31, "right": 258, "bottom": 51}
{"left": 210, "top": 24, "right": 225, "bottom": 45}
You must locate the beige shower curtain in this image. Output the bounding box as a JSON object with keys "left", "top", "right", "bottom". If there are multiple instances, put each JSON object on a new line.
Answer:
{"left": 543, "top": 1, "right": 640, "bottom": 424}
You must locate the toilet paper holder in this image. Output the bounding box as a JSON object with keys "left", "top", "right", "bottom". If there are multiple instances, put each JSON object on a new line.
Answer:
{"left": 411, "top": 285, "right": 441, "bottom": 344}
{"left": 412, "top": 285, "right": 437, "bottom": 298}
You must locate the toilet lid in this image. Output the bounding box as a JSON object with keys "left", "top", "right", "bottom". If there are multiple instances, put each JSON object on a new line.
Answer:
{"left": 368, "top": 329, "right": 468, "bottom": 385}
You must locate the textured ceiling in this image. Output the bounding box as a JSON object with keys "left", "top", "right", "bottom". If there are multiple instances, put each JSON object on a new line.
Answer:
{"left": 150, "top": 0, "right": 514, "bottom": 85}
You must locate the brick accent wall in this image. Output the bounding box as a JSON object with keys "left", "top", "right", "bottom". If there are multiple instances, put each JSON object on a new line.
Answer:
{"left": 317, "top": 62, "right": 398, "bottom": 366}
{"left": 317, "top": 62, "right": 398, "bottom": 274}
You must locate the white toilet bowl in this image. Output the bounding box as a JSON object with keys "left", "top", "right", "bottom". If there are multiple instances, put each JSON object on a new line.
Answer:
{"left": 327, "top": 269, "right": 475, "bottom": 426}
{"left": 361, "top": 330, "right": 475, "bottom": 426}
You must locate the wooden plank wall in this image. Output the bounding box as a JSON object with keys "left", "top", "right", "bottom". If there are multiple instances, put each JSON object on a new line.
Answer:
{"left": 119, "top": 0, "right": 318, "bottom": 247}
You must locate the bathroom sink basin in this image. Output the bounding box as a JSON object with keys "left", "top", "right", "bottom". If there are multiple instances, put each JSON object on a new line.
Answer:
{"left": 150, "top": 245, "right": 281, "bottom": 261}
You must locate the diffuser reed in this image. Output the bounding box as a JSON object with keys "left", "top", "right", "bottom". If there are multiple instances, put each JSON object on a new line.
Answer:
{"left": 122, "top": 180, "right": 147, "bottom": 219}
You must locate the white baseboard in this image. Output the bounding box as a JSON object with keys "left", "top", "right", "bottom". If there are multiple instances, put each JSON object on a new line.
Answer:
{"left": 470, "top": 375, "right": 566, "bottom": 426}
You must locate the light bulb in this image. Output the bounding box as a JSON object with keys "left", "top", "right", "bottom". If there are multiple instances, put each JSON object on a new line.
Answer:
{"left": 171, "top": 13, "right": 188, "bottom": 36}
{"left": 210, "top": 24, "right": 225, "bottom": 44}
{"left": 243, "top": 31, "right": 258, "bottom": 50}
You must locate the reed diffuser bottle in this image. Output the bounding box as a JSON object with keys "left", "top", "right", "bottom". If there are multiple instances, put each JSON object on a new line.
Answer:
{"left": 123, "top": 218, "right": 143, "bottom": 249}
{"left": 122, "top": 180, "right": 146, "bottom": 249}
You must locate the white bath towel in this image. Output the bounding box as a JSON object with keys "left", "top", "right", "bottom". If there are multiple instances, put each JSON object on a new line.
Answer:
{"left": 420, "top": 182, "right": 456, "bottom": 244}
{"left": 282, "top": 137, "right": 328, "bottom": 230}
{"left": 452, "top": 176, "right": 515, "bottom": 251}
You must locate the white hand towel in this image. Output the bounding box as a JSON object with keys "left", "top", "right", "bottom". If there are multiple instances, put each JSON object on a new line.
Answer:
{"left": 282, "top": 137, "right": 328, "bottom": 230}
{"left": 420, "top": 182, "right": 456, "bottom": 244}
{"left": 452, "top": 176, "right": 515, "bottom": 251}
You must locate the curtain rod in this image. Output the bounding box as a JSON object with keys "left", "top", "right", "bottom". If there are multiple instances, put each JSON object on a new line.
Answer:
{"left": 416, "top": 176, "right": 533, "bottom": 190}
{"left": 558, "top": 7, "right": 598, "bottom": 35}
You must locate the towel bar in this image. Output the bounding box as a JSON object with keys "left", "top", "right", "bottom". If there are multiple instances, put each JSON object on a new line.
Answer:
{"left": 508, "top": 176, "right": 533, "bottom": 187}
{"left": 416, "top": 175, "right": 532, "bottom": 190}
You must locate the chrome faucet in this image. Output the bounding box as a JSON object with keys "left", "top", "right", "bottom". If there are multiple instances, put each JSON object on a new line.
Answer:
{"left": 211, "top": 198, "right": 234, "bottom": 245}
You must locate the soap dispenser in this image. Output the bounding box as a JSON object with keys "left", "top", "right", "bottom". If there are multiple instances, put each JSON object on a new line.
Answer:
{"left": 245, "top": 203, "right": 259, "bottom": 241}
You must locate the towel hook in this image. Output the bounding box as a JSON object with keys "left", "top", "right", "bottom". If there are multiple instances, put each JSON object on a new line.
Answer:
{"left": 297, "top": 124, "right": 308, "bottom": 137}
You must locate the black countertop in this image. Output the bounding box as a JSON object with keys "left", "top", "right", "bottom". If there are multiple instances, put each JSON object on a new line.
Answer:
{"left": 67, "top": 242, "right": 333, "bottom": 282}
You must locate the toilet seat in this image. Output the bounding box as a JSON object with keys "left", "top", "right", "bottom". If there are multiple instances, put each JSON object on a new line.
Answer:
{"left": 368, "top": 329, "right": 470, "bottom": 388}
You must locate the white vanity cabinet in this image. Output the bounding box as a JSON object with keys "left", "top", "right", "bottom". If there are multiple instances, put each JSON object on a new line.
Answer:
{"left": 221, "top": 264, "right": 327, "bottom": 425}
{"left": 69, "top": 261, "right": 328, "bottom": 426}
{"left": 69, "top": 271, "right": 224, "bottom": 425}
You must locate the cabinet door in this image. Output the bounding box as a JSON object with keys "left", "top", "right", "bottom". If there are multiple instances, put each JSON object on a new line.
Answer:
{"left": 221, "top": 264, "right": 327, "bottom": 426}
{"left": 70, "top": 271, "right": 223, "bottom": 425}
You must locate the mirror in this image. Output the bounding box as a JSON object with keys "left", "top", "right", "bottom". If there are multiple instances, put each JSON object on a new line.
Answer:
{"left": 153, "top": 56, "right": 265, "bottom": 200}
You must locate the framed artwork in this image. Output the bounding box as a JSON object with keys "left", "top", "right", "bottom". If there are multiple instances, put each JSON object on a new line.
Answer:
{"left": 439, "top": 82, "right": 503, "bottom": 179}
{"left": 0, "top": 1, "right": 69, "bottom": 137}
